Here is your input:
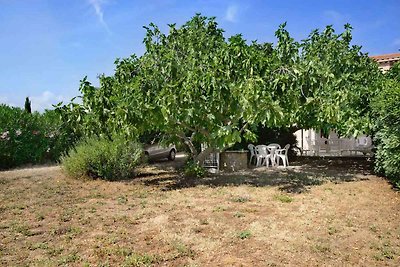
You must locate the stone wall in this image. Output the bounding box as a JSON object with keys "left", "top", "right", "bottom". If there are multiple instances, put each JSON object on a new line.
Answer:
{"left": 220, "top": 151, "right": 248, "bottom": 172}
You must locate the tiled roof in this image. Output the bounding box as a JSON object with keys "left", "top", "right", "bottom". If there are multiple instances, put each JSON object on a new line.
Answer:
{"left": 370, "top": 52, "right": 400, "bottom": 62}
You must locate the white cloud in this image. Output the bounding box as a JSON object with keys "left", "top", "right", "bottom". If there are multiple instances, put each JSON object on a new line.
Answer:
{"left": 30, "top": 91, "right": 68, "bottom": 112}
{"left": 88, "top": 0, "right": 111, "bottom": 33}
{"left": 225, "top": 4, "right": 239, "bottom": 22}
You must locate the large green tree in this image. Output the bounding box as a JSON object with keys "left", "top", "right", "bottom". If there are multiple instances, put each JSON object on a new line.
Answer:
{"left": 57, "top": 14, "right": 381, "bottom": 164}
{"left": 137, "top": 15, "right": 284, "bottom": 162}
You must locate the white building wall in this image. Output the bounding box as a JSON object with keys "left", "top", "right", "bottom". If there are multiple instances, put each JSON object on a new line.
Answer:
{"left": 294, "top": 129, "right": 373, "bottom": 156}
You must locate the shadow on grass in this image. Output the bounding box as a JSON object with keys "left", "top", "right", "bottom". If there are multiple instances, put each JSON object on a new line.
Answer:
{"left": 138, "top": 156, "right": 373, "bottom": 193}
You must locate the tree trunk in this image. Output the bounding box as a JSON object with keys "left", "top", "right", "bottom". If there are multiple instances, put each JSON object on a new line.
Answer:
{"left": 177, "top": 132, "right": 198, "bottom": 159}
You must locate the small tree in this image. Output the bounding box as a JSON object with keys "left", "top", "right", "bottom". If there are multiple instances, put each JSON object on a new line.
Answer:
{"left": 24, "top": 97, "right": 31, "bottom": 114}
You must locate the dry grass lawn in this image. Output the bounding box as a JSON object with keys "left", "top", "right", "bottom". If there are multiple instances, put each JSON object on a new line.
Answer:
{"left": 0, "top": 157, "right": 399, "bottom": 266}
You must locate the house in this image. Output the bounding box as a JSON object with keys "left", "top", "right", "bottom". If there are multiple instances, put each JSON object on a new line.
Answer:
{"left": 370, "top": 52, "right": 400, "bottom": 72}
{"left": 294, "top": 52, "right": 399, "bottom": 156}
{"left": 294, "top": 129, "right": 372, "bottom": 156}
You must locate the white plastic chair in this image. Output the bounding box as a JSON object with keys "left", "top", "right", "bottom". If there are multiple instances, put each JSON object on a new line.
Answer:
{"left": 267, "top": 143, "right": 281, "bottom": 149}
{"left": 248, "top": 144, "right": 256, "bottom": 165}
{"left": 275, "top": 144, "right": 290, "bottom": 167}
{"left": 266, "top": 143, "right": 281, "bottom": 166}
{"left": 255, "top": 145, "right": 271, "bottom": 167}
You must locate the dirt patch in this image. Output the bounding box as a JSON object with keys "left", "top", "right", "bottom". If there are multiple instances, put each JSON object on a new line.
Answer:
{"left": 0, "top": 157, "right": 399, "bottom": 266}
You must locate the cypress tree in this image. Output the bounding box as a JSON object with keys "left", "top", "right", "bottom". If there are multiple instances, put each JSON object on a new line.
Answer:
{"left": 24, "top": 97, "right": 31, "bottom": 113}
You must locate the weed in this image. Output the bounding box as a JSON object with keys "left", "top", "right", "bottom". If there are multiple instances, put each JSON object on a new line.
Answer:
{"left": 244, "top": 208, "right": 258, "bottom": 213}
{"left": 237, "top": 230, "right": 252, "bottom": 240}
{"left": 199, "top": 218, "right": 209, "bottom": 225}
{"left": 373, "top": 241, "right": 397, "bottom": 260}
{"left": 345, "top": 219, "right": 353, "bottom": 227}
{"left": 118, "top": 195, "right": 128, "bottom": 205}
{"left": 29, "top": 242, "right": 49, "bottom": 250}
{"left": 231, "top": 195, "right": 250, "bottom": 203}
{"left": 59, "top": 211, "right": 73, "bottom": 222}
{"left": 11, "top": 222, "right": 34, "bottom": 236}
{"left": 123, "top": 252, "right": 160, "bottom": 267}
{"left": 370, "top": 225, "right": 378, "bottom": 233}
{"left": 97, "top": 262, "right": 111, "bottom": 267}
{"left": 58, "top": 252, "right": 80, "bottom": 265}
{"left": 140, "top": 200, "right": 147, "bottom": 208}
{"left": 233, "top": 212, "right": 245, "bottom": 218}
{"left": 192, "top": 227, "right": 202, "bottom": 233}
{"left": 274, "top": 194, "right": 293, "bottom": 203}
{"left": 47, "top": 247, "right": 64, "bottom": 257}
{"left": 184, "top": 160, "right": 205, "bottom": 178}
{"left": 89, "top": 207, "right": 97, "bottom": 213}
{"left": 36, "top": 213, "right": 45, "bottom": 221}
{"left": 328, "top": 226, "right": 338, "bottom": 235}
{"left": 213, "top": 206, "right": 227, "bottom": 212}
{"left": 90, "top": 192, "right": 105, "bottom": 199}
{"left": 314, "top": 243, "right": 331, "bottom": 253}
{"left": 65, "top": 226, "right": 82, "bottom": 240}
{"left": 32, "top": 258, "right": 56, "bottom": 266}
{"left": 137, "top": 191, "right": 149, "bottom": 199}
{"left": 172, "top": 241, "right": 195, "bottom": 258}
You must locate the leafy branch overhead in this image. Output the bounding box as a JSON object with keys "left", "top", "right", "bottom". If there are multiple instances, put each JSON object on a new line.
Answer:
{"left": 55, "top": 14, "right": 381, "bottom": 163}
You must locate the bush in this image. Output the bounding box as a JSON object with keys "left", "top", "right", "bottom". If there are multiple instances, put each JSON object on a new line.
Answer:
{"left": 62, "top": 136, "right": 143, "bottom": 180}
{"left": 183, "top": 160, "right": 206, "bottom": 178}
{"left": 372, "top": 79, "right": 400, "bottom": 187}
{"left": 0, "top": 105, "right": 77, "bottom": 169}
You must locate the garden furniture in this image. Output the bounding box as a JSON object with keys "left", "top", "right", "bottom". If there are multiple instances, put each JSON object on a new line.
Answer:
{"left": 248, "top": 144, "right": 256, "bottom": 165}
{"left": 275, "top": 144, "right": 290, "bottom": 167}
{"left": 266, "top": 143, "right": 281, "bottom": 166}
{"left": 255, "top": 145, "right": 272, "bottom": 167}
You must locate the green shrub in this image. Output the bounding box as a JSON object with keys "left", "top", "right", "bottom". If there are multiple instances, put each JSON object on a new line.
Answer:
{"left": 62, "top": 136, "right": 143, "bottom": 180}
{"left": 0, "top": 104, "right": 77, "bottom": 169}
{"left": 183, "top": 160, "right": 206, "bottom": 178}
{"left": 237, "top": 230, "right": 252, "bottom": 239}
{"left": 372, "top": 79, "right": 400, "bottom": 187}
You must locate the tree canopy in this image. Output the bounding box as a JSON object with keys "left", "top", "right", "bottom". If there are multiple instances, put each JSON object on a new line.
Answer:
{"left": 56, "top": 14, "right": 382, "bottom": 163}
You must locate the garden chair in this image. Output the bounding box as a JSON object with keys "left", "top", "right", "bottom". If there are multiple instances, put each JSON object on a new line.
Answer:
{"left": 275, "top": 144, "right": 290, "bottom": 167}
{"left": 248, "top": 144, "right": 256, "bottom": 165}
{"left": 255, "top": 145, "right": 272, "bottom": 167}
{"left": 266, "top": 143, "right": 281, "bottom": 166}
{"left": 267, "top": 143, "right": 281, "bottom": 149}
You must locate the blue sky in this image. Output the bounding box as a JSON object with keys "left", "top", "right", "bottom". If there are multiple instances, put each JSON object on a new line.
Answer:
{"left": 0, "top": 0, "right": 399, "bottom": 111}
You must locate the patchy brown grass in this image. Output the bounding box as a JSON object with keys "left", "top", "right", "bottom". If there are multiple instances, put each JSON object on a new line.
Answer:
{"left": 0, "top": 157, "right": 399, "bottom": 266}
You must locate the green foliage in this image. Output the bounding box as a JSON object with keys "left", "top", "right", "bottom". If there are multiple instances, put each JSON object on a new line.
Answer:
{"left": 56, "top": 14, "right": 380, "bottom": 164}
{"left": 123, "top": 252, "right": 160, "bottom": 267}
{"left": 0, "top": 104, "right": 76, "bottom": 169}
{"left": 183, "top": 160, "right": 206, "bottom": 178}
{"left": 274, "top": 194, "right": 294, "bottom": 203}
{"left": 372, "top": 79, "right": 400, "bottom": 186}
{"left": 386, "top": 61, "right": 400, "bottom": 82}
{"left": 237, "top": 230, "right": 252, "bottom": 239}
{"left": 62, "top": 136, "right": 143, "bottom": 181}
{"left": 293, "top": 24, "right": 382, "bottom": 136}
